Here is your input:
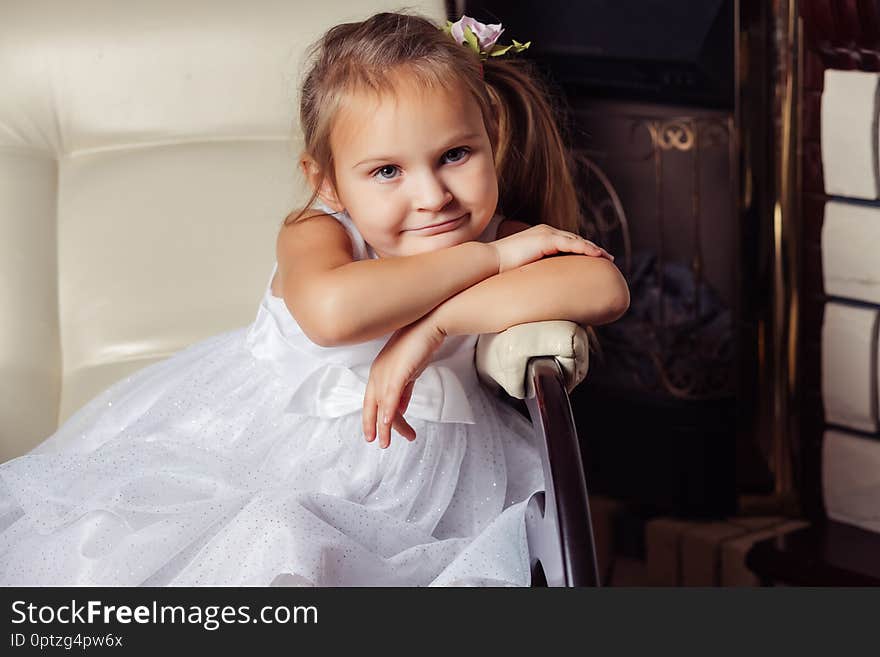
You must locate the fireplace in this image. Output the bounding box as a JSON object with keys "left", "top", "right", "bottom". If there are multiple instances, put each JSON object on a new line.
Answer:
{"left": 568, "top": 105, "right": 742, "bottom": 518}
{"left": 460, "top": 0, "right": 798, "bottom": 518}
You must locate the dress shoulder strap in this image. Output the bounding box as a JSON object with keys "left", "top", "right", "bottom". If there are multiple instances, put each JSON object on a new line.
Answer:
{"left": 312, "top": 200, "right": 375, "bottom": 261}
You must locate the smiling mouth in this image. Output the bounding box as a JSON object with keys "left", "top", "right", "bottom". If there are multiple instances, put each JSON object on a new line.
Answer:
{"left": 408, "top": 214, "right": 467, "bottom": 233}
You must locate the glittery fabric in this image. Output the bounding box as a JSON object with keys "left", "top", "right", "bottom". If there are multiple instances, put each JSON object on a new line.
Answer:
{"left": 0, "top": 208, "right": 544, "bottom": 586}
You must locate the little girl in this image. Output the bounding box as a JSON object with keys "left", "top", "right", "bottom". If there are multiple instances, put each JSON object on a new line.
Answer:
{"left": 0, "top": 12, "right": 628, "bottom": 586}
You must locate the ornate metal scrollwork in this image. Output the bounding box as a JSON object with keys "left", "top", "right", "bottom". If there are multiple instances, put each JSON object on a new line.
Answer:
{"left": 648, "top": 120, "right": 696, "bottom": 151}
{"left": 571, "top": 152, "right": 632, "bottom": 279}
{"left": 578, "top": 115, "right": 735, "bottom": 401}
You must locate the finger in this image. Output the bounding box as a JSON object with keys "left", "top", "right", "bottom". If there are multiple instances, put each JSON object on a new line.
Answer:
{"left": 557, "top": 231, "right": 591, "bottom": 246}
{"left": 392, "top": 411, "right": 417, "bottom": 442}
{"left": 552, "top": 234, "right": 583, "bottom": 254}
{"left": 593, "top": 250, "right": 615, "bottom": 261}
{"left": 588, "top": 243, "right": 615, "bottom": 261}
{"left": 379, "top": 385, "right": 402, "bottom": 448}
{"left": 580, "top": 239, "right": 614, "bottom": 261}
{"left": 363, "top": 385, "right": 378, "bottom": 442}
{"left": 366, "top": 403, "right": 380, "bottom": 443}
{"left": 391, "top": 382, "right": 417, "bottom": 443}
{"left": 379, "top": 407, "right": 393, "bottom": 448}
{"left": 551, "top": 230, "right": 615, "bottom": 261}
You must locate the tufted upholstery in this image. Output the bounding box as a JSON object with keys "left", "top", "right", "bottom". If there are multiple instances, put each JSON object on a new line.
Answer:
{"left": 0, "top": 0, "right": 448, "bottom": 461}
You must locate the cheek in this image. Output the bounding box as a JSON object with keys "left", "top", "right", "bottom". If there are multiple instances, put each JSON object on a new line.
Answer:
{"left": 472, "top": 163, "right": 499, "bottom": 213}
{"left": 485, "top": 173, "right": 499, "bottom": 204}
{"left": 453, "top": 159, "right": 497, "bottom": 203}
{"left": 477, "top": 157, "right": 499, "bottom": 193}
{"left": 357, "top": 214, "right": 405, "bottom": 249}
{"left": 359, "top": 220, "right": 389, "bottom": 244}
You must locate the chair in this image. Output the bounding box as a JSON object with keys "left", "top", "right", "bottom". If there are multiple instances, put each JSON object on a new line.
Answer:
{"left": 0, "top": 0, "right": 599, "bottom": 586}
{"left": 477, "top": 323, "right": 600, "bottom": 586}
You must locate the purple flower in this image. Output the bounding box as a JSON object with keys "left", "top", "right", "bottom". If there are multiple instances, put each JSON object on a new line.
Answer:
{"left": 450, "top": 16, "right": 504, "bottom": 53}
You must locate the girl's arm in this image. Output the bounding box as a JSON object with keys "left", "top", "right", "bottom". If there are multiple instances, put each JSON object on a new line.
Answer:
{"left": 280, "top": 214, "right": 612, "bottom": 346}
{"left": 321, "top": 241, "right": 497, "bottom": 344}
{"left": 359, "top": 249, "right": 628, "bottom": 446}
{"left": 420, "top": 218, "right": 629, "bottom": 336}
{"left": 278, "top": 214, "right": 498, "bottom": 347}
{"left": 421, "top": 254, "right": 631, "bottom": 337}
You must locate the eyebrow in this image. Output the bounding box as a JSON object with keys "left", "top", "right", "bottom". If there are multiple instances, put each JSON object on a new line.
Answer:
{"left": 352, "top": 133, "right": 483, "bottom": 169}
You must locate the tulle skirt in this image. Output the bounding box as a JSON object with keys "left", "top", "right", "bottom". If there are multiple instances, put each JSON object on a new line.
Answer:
{"left": 0, "top": 328, "right": 544, "bottom": 586}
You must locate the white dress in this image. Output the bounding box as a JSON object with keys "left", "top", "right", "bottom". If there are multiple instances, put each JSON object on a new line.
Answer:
{"left": 0, "top": 204, "right": 544, "bottom": 586}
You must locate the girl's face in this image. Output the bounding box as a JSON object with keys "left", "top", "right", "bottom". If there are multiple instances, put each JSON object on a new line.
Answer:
{"left": 317, "top": 74, "right": 499, "bottom": 258}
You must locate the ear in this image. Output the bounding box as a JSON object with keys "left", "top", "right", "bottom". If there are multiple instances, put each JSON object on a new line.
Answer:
{"left": 300, "top": 156, "right": 344, "bottom": 213}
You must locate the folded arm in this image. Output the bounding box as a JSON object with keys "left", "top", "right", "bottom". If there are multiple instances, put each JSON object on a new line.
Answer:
{"left": 320, "top": 241, "right": 498, "bottom": 345}
{"left": 278, "top": 214, "right": 499, "bottom": 347}
{"left": 423, "top": 254, "right": 631, "bottom": 337}
{"left": 283, "top": 214, "right": 625, "bottom": 347}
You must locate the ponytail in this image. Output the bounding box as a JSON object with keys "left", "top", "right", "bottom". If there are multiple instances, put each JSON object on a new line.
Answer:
{"left": 483, "top": 58, "right": 602, "bottom": 356}
{"left": 482, "top": 58, "right": 582, "bottom": 236}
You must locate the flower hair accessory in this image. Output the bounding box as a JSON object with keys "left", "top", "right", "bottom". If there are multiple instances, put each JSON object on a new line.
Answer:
{"left": 442, "top": 16, "right": 531, "bottom": 62}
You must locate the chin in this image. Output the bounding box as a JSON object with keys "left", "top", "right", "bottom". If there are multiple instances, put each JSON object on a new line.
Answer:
{"left": 401, "top": 235, "right": 463, "bottom": 256}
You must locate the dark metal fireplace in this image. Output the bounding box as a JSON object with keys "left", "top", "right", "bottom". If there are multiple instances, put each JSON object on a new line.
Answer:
{"left": 570, "top": 105, "right": 742, "bottom": 518}
{"left": 461, "top": 0, "right": 798, "bottom": 518}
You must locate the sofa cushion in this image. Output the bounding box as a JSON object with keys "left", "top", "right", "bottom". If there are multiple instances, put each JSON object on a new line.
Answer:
{"left": 0, "top": 0, "right": 445, "bottom": 460}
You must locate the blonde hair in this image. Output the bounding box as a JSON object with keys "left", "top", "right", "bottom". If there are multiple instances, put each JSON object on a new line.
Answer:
{"left": 289, "top": 11, "right": 600, "bottom": 353}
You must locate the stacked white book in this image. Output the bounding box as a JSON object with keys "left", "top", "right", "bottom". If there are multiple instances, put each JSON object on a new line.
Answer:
{"left": 821, "top": 70, "right": 879, "bottom": 200}
{"left": 820, "top": 69, "right": 880, "bottom": 533}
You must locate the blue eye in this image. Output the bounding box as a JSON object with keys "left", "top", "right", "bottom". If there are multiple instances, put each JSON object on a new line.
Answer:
{"left": 371, "top": 148, "right": 471, "bottom": 182}
{"left": 444, "top": 147, "right": 470, "bottom": 163}
{"left": 373, "top": 165, "right": 399, "bottom": 181}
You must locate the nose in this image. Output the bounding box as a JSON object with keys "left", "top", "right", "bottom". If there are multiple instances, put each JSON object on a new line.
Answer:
{"left": 413, "top": 169, "right": 453, "bottom": 213}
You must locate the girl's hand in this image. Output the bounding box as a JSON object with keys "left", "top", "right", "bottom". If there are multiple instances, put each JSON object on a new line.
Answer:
{"left": 489, "top": 223, "right": 614, "bottom": 274}
{"left": 363, "top": 316, "right": 446, "bottom": 449}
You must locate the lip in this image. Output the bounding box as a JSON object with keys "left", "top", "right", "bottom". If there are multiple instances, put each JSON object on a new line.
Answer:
{"left": 408, "top": 214, "right": 467, "bottom": 235}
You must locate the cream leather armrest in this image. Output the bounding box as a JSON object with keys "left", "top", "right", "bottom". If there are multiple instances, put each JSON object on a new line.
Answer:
{"left": 475, "top": 320, "right": 590, "bottom": 399}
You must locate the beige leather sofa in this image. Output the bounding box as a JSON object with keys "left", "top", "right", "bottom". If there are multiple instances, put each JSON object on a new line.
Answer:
{"left": 0, "top": 0, "right": 587, "bottom": 463}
